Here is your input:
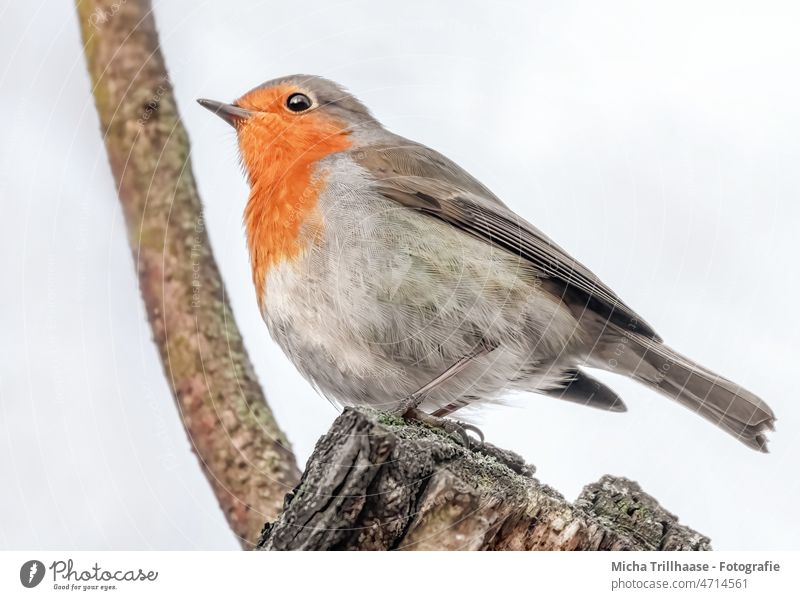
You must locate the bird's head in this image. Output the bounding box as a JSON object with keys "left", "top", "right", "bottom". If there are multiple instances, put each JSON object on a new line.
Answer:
{"left": 198, "top": 75, "right": 377, "bottom": 185}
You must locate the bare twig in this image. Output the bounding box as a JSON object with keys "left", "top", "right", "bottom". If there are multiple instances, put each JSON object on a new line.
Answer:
{"left": 75, "top": 0, "right": 300, "bottom": 547}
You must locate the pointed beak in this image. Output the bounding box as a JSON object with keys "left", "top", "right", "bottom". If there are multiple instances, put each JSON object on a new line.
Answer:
{"left": 196, "top": 98, "right": 253, "bottom": 127}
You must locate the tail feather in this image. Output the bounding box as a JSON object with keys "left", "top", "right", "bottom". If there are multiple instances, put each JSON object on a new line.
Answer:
{"left": 591, "top": 328, "right": 776, "bottom": 452}
{"left": 543, "top": 369, "right": 627, "bottom": 412}
{"left": 656, "top": 377, "right": 772, "bottom": 452}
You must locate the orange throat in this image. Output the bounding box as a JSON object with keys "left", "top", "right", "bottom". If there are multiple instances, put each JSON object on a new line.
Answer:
{"left": 236, "top": 93, "right": 351, "bottom": 307}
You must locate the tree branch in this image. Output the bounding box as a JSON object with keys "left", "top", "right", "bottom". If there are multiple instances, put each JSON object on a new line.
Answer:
{"left": 258, "top": 408, "right": 710, "bottom": 551}
{"left": 75, "top": 0, "right": 300, "bottom": 547}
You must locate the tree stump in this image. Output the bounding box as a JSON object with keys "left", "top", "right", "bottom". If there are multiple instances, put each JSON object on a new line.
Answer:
{"left": 257, "top": 408, "right": 710, "bottom": 550}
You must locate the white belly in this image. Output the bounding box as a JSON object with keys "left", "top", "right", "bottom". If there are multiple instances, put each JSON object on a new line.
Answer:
{"left": 258, "top": 159, "right": 580, "bottom": 412}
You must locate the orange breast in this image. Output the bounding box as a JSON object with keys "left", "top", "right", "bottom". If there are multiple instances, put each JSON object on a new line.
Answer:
{"left": 236, "top": 86, "right": 352, "bottom": 306}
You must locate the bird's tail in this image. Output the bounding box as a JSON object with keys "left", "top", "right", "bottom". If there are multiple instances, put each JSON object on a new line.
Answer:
{"left": 592, "top": 328, "right": 776, "bottom": 451}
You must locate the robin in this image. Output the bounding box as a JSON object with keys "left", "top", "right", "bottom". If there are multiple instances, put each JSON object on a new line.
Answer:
{"left": 198, "top": 75, "right": 775, "bottom": 452}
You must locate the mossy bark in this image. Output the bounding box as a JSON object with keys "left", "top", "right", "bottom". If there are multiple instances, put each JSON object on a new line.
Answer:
{"left": 75, "top": 0, "right": 300, "bottom": 547}
{"left": 258, "top": 408, "right": 710, "bottom": 551}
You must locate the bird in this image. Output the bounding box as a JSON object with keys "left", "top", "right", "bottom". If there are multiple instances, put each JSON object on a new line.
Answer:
{"left": 198, "top": 74, "right": 775, "bottom": 452}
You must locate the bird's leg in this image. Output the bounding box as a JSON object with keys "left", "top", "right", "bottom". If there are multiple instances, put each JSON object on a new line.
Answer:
{"left": 393, "top": 340, "right": 495, "bottom": 447}
{"left": 393, "top": 340, "right": 494, "bottom": 415}
{"left": 391, "top": 343, "right": 532, "bottom": 474}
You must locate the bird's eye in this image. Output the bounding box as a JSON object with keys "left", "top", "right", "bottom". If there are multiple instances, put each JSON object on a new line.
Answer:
{"left": 286, "top": 93, "right": 313, "bottom": 112}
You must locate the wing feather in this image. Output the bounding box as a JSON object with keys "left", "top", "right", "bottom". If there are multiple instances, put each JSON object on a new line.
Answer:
{"left": 356, "top": 143, "right": 660, "bottom": 341}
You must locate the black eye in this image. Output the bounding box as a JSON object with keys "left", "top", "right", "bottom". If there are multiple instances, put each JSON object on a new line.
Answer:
{"left": 286, "top": 93, "right": 312, "bottom": 112}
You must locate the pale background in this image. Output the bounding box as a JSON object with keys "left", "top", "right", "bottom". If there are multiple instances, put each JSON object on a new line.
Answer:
{"left": 1, "top": 0, "right": 799, "bottom": 550}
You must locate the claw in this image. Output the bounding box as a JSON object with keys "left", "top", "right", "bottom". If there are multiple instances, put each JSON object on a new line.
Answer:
{"left": 443, "top": 420, "right": 485, "bottom": 447}
{"left": 462, "top": 422, "right": 485, "bottom": 444}
{"left": 401, "top": 408, "right": 484, "bottom": 448}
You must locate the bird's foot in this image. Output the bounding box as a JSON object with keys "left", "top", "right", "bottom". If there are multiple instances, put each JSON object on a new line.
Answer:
{"left": 396, "top": 406, "right": 533, "bottom": 477}
{"left": 400, "top": 407, "right": 484, "bottom": 448}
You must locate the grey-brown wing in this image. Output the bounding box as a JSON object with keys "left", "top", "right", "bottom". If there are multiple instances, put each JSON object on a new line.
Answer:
{"left": 356, "top": 144, "right": 661, "bottom": 341}
{"left": 355, "top": 140, "right": 508, "bottom": 206}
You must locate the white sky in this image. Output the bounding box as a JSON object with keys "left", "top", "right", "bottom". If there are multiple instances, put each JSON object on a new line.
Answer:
{"left": 1, "top": 0, "right": 799, "bottom": 550}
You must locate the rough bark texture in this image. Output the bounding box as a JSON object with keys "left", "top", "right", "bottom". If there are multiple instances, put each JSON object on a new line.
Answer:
{"left": 257, "top": 408, "right": 711, "bottom": 550}
{"left": 75, "top": 0, "right": 300, "bottom": 547}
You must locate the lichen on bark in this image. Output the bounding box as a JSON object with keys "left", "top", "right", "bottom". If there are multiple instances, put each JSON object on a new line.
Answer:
{"left": 258, "top": 408, "right": 710, "bottom": 551}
